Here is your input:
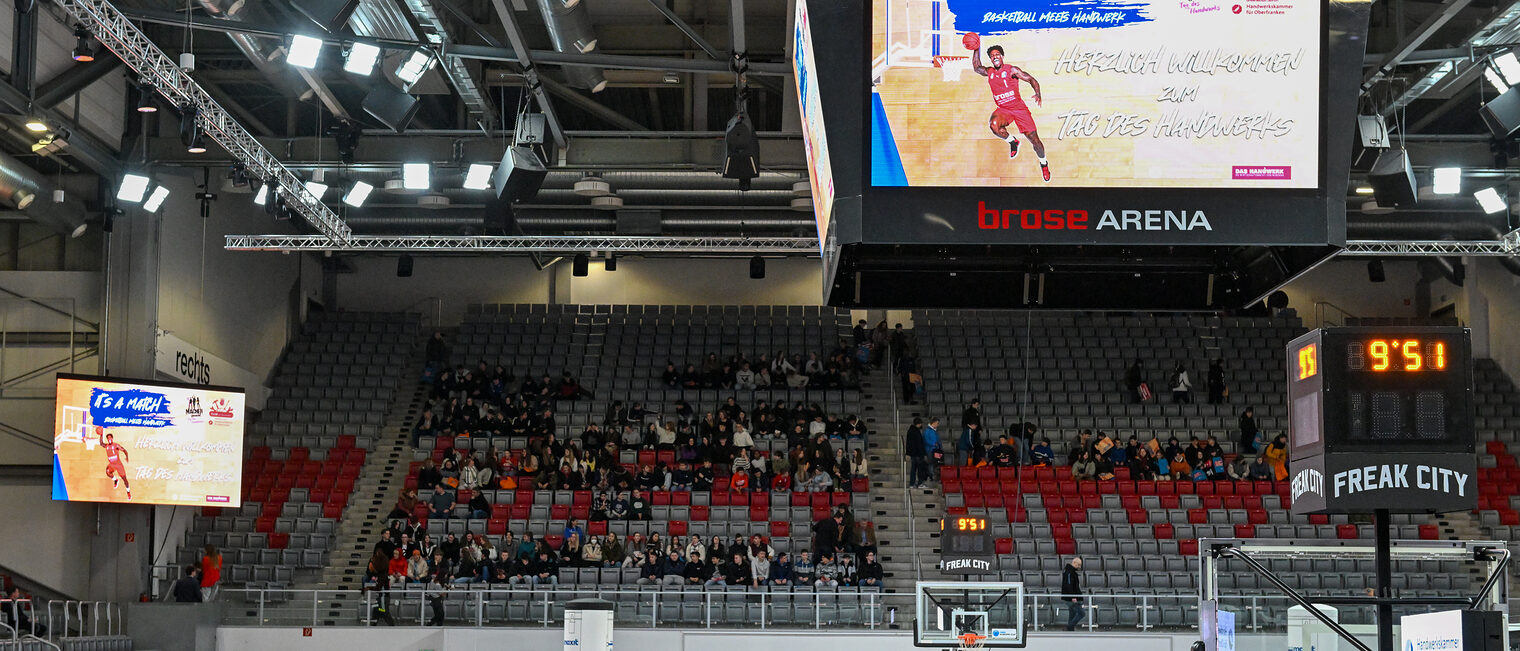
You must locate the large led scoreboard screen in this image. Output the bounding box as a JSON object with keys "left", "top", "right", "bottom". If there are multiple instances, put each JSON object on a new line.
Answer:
{"left": 869, "top": 0, "right": 1322, "bottom": 189}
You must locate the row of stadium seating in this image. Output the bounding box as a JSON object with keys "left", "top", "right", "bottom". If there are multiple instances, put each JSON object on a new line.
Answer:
{"left": 168, "top": 312, "right": 419, "bottom": 592}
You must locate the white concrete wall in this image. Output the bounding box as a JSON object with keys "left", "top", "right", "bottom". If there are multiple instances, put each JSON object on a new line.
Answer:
{"left": 152, "top": 172, "right": 311, "bottom": 389}
{"left": 0, "top": 271, "right": 103, "bottom": 463}
{"left": 335, "top": 256, "right": 826, "bottom": 326}
{"left": 1463, "top": 258, "right": 1520, "bottom": 382}
{"left": 0, "top": 476, "right": 97, "bottom": 598}
{"left": 1278, "top": 259, "right": 1458, "bottom": 328}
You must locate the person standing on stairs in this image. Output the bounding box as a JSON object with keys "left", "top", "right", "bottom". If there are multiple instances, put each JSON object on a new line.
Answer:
{"left": 958, "top": 399, "right": 983, "bottom": 467}
{"left": 906, "top": 418, "right": 929, "bottom": 488}
{"left": 924, "top": 418, "right": 942, "bottom": 481}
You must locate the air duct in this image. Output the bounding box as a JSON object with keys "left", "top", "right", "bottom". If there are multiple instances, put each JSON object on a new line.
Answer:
{"left": 0, "top": 150, "right": 87, "bottom": 234}
{"left": 534, "top": 0, "right": 607, "bottom": 92}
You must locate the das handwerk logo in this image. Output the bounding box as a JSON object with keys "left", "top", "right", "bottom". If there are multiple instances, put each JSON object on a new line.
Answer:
{"left": 208, "top": 398, "right": 235, "bottom": 420}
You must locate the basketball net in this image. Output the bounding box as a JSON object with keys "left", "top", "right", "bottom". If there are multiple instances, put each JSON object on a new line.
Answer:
{"left": 957, "top": 632, "right": 987, "bottom": 650}
{"left": 932, "top": 55, "right": 971, "bottom": 82}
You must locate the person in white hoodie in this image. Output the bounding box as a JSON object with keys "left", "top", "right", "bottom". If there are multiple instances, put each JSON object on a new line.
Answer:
{"left": 734, "top": 363, "right": 757, "bottom": 390}
{"left": 1170, "top": 362, "right": 1193, "bottom": 404}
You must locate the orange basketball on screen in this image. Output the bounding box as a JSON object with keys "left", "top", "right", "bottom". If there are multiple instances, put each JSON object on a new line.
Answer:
{"left": 962, "top": 32, "right": 979, "bottom": 51}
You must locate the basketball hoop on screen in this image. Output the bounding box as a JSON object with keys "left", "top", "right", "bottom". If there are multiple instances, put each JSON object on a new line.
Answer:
{"left": 957, "top": 632, "right": 987, "bottom": 650}
{"left": 933, "top": 55, "right": 971, "bottom": 81}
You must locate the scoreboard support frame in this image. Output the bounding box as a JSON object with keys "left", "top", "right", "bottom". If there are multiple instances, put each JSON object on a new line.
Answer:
{"left": 1199, "top": 538, "right": 1510, "bottom": 651}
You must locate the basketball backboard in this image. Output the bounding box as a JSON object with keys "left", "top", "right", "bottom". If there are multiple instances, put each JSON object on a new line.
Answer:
{"left": 914, "top": 581, "right": 1026, "bottom": 648}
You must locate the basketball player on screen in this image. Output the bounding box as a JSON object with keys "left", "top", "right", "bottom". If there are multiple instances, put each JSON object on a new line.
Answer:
{"left": 967, "top": 34, "right": 1050, "bottom": 182}
{"left": 98, "top": 426, "right": 132, "bottom": 500}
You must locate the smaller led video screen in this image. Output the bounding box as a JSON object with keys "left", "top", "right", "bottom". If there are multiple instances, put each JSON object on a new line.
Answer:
{"left": 53, "top": 373, "right": 244, "bottom": 506}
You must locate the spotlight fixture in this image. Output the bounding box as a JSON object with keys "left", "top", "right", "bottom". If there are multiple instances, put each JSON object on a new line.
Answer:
{"left": 463, "top": 163, "right": 493, "bottom": 190}
{"left": 71, "top": 223, "right": 88, "bottom": 238}
{"left": 332, "top": 120, "right": 361, "bottom": 164}
{"left": 142, "top": 185, "right": 171, "bottom": 212}
{"left": 1353, "top": 185, "right": 1374, "bottom": 195}
{"left": 1474, "top": 186, "right": 1507, "bottom": 214}
{"left": 71, "top": 26, "right": 94, "bottom": 62}
{"left": 1431, "top": 167, "right": 1461, "bottom": 195}
{"left": 254, "top": 180, "right": 271, "bottom": 206}
{"left": 343, "top": 42, "right": 380, "bottom": 75}
{"left": 305, "top": 169, "right": 329, "bottom": 199}
{"left": 23, "top": 116, "right": 48, "bottom": 132}
{"left": 395, "top": 48, "right": 434, "bottom": 85}
{"left": 135, "top": 86, "right": 158, "bottom": 113}
{"left": 1486, "top": 65, "right": 1510, "bottom": 92}
{"left": 402, "top": 163, "right": 430, "bottom": 190}
{"left": 1496, "top": 52, "right": 1520, "bottom": 87}
{"left": 179, "top": 106, "right": 207, "bottom": 153}
{"left": 117, "top": 172, "right": 151, "bottom": 203}
{"left": 343, "top": 180, "right": 374, "bottom": 207}
{"left": 31, "top": 133, "right": 68, "bottom": 156}
{"left": 287, "top": 35, "right": 324, "bottom": 69}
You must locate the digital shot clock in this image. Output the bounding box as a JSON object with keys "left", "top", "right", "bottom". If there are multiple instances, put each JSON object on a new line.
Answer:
{"left": 1287, "top": 326, "right": 1476, "bottom": 514}
{"left": 940, "top": 514, "right": 994, "bottom": 574}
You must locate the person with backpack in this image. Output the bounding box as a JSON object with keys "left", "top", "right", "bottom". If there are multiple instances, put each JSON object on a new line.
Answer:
{"left": 1170, "top": 362, "right": 1192, "bottom": 404}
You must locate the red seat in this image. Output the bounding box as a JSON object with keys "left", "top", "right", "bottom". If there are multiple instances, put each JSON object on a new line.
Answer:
{"left": 573, "top": 491, "right": 592, "bottom": 506}
{"left": 570, "top": 505, "right": 590, "bottom": 521}
{"left": 946, "top": 506, "right": 968, "bottom": 515}
{"left": 589, "top": 520, "right": 608, "bottom": 536}
{"left": 1065, "top": 508, "right": 1086, "bottom": 523}
{"left": 690, "top": 505, "right": 710, "bottom": 521}
{"left": 255, "top": 516, "right": 276, "bottom": 533}
{"left": 1234, "top": 524, "right": 1255, "bottom": 538}
{"left": 1048, "top": 509, "right": 1069, "bottom": 524}
{"left": 790, "top": 492, "right": 809, "bottom": 507}
{"left": 323, "top": 502, "right": 343, "bottom": 518}
{"left": 1055, "top": 539, "right": 1076, "bottom": 555}
{"left": 995, "top": 538, "right": 1014, "bottom": 555}
{"left": 516, "top": 489, "right": 536, "bottom": 504}
{"left": 1247, "top": 509, "right": 1268, "bottom": 525}
{"left": 1202, "top": 496, "right": 1224, "bottom": 510}
{"left": 1187, "top": 509, "right": 1206, "bottom": 524}
{"left": 1127, "top": 509, "right": 1148, "bottom": 524}
{"left": 852, "top": 477, "right": 869, "bottom": 492}
{"left": 1216, "top": 482, "right": 1235, "bottom": 497}
{"left": 550, "top": 504, "right": 570, "bottom": 520}
{"left": 1223, "top": 496, "right": 1245, "bottom": 510}
{"left": 336, "top": 434, "right": 355, "bottom": 448}
{"left": 770, "top": 521, "right": 791, "bottom": 538}
{"left": 656, "top": 450, "right": 676, "bottom": 466}
{"left": 491, "top": 504, "right": 511, "bottom": 518}
{"left": 1195, "top": 482, "right": 1216, "bottom": 496}
{"left": 1156, "top": 482, "right": 1176, "bottom": 496}
{"left": 1418, "top": 524, "right": 1438, "bottom": 540}
{"left": 1160, "top": 495, "right": 1181, "bottom": 510}
{"left": 711, "top": 491, "right": 731, "bottom": 507}
{"left": 1502, "top": 511, "right": 1520, "bottom": 526}
{"left": 749, "top": 506, "right": 769, "bottom": 521}
{"left": 1050, "top": 522, "right": 1071, "bottom": 540}
{"left": 1174, "top": 481, "right": 1196, "bottom": 495}
{"left": 1178, "top": 539, "right": 1198, "bottom": 556}
{"left": 544, "top": 534, "right": 564, "bottom": 550}
{"left": 1005, "top": 507, "right": 1027, "bottom": 523}
{"left": 942, "top": 466, "right": 962, "bottom": 481}
{"left": 637, "top": 450, "right": 656, "bottom": 467}
{"left": 456, "top": 489, "right": 473, "bottom": 505}
{"left": 652, "top": 491, "right": 672, "bottom": 506}
{"left": 1153, "top": 523, "right": 1174, "bottom": 539}
{"left": 811, "top": 506, "right": 830, "bottom": 521}
{"left": 1336, "top": 524, "right": 1358, "bottom": 539}
{"left": 672, "top": 492, "right": 691, "bottom": 506}
{"left": 510, "top": 504, "right": 531, "bottom": 520}
{"left": 268, "top": 532, "right": 289, "bottom": 549}
{"left": 810, "top": 493, "right": 830, "bottom": 508}
{"left": 487, "top": 519, "right": 507, "bottom": 535}
{"left": 1308, "top": 513, "right": 1329, "bottom": 525}
{"left": 668, "top": 520, "right": 688, "bottom": 537}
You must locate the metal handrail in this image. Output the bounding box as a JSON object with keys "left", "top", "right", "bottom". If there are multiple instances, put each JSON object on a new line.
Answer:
{"left": 1313, "top": 300, "right": 1358, "bottom": 328}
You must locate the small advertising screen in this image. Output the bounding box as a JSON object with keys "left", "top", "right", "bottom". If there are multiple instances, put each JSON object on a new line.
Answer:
{"left": 870, "top": 0, "right": 1321, "bottom": 188}
{"left": 52, "top": 373, "right": 244, "bottom": 506}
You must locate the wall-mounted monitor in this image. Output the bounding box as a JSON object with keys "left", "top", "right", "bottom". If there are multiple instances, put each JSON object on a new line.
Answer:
{"left": 53, "top": 373, "right": 245, "bottom": 507}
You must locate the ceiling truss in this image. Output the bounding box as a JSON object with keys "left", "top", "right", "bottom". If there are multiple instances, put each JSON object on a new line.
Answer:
{"left": 224, "top": 234, "right": 820, "bottom": 254}
{"left": 53, "top": 0, "right": 352, "bottom": 242}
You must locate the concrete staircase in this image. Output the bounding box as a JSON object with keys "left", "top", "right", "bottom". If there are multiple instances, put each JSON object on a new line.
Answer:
{"left": 280, "top": 334, "right": 430, "bottom": 624}
{"left": 860, "top": 362, "right": 950, "bottom": 595}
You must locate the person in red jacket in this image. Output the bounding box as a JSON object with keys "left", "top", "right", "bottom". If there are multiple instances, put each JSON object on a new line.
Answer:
{"left": 200, "top": 545, "right": 222, "bottom": 601}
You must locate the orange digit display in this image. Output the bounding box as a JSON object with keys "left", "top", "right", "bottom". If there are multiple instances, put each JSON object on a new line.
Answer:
{"left": 1297, "top": 344, "right": 1317, "bottom": 380}
{"left": 956, "top": 517, "right": 986, "bottom": 531}
{"left": 1402, "top": 340, "right": 1422, "bottom": 371}
{"left": 1370, "top": 340, "right": 1390, "bottom": 371}
{"left": 1433, "top": 342, "right": 1446, "bottom": 370}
